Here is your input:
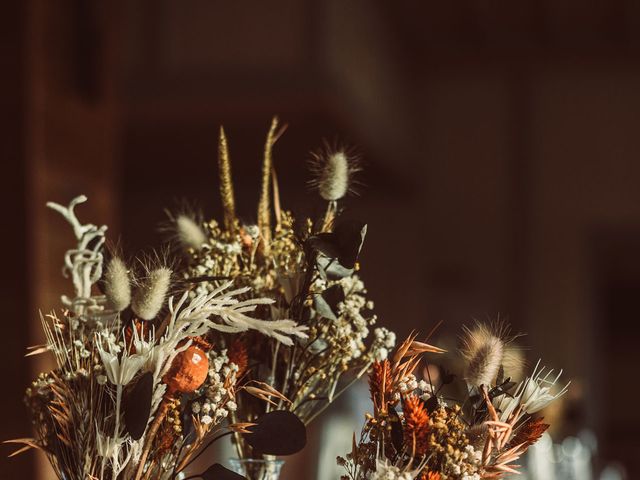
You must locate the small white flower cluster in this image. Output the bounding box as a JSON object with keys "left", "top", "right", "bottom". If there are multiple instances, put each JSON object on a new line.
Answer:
{"left": 396, "top": 374, "right": 418, "bottom": 396}
{"left": 450, "top": 444, "right": 481, "bottom": 477}
{"left": 191, "top": 349, "right": 239, "bottom": 426}
{"left": 370, "top": 327, "right": 396, "bottom": 361}
{"left": 417, "top": 379, "right": 437, "bottom": 402}
{"left": 368, "top": 459, "right": 416, "bottom": 480}
{"left": 328, "top": 275, "right": 379, "bottom": 361}
{"left": 72, "top": 339, "right": 92, "bottom": 359}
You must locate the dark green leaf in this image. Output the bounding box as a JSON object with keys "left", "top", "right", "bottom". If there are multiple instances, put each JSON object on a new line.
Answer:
{"left": 307, "top": 220, "right": 367, "bottom": 280}
{"left": 246, "top": 410, "right": 306, "bottom": 455}
{"left": 124, "top": 371, "right": 153, "bottom": 440}
{"left": 332, "top": 221, "right": 367, "bottom": 269}
{"left": 200, "top": 463, "right": 247, "bottom": 480}
{"left": 389, "top": 409, "right": 403, "bottom": 456}
{"left": 313, "top": 284, "right": 345, "bottom": 321}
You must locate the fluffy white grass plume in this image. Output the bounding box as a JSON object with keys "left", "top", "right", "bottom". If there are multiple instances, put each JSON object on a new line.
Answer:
{"left": 318, "top": 152, "right": 349, "bottom": 201}
{"left": 104, "top": 257, "right": 131, "bottom": 311}
{"left": 460, "top": 323, "right": 505, "bottom": 388}
{"left": 175, "top": 214, "right": 207, "bottom": 250}
{"left": 132, "top": 267, "right": 172, "bottom": 320}
{"left": 160, "top": 209, "right": 207, "bottom": 252}
{"left": 309, "top": 145, "right": 360, "bottom": 202}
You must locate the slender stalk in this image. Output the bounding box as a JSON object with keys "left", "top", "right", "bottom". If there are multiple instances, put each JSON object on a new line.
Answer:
{"left": 111, "top": 384, "right": 123, "bottom": 480}
{"left": 134, "top": 398, "right": 171, "bottom": 480}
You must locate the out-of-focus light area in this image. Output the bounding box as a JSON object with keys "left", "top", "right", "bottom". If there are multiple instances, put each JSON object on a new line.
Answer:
{"left": 2, "top": 1, "right": 640, "bottom": 478}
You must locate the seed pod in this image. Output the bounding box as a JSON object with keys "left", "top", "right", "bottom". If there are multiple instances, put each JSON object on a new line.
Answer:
{"left": 104, "top": 257, "right": 131, "bottom": 311}
{"left": 131, "top": 267, "right": 171, "bottom": 321}
{"left": 318, "top": 152, "right": 349, "bottom": 201}
{"left": 163, "top": 345, "right": 209, "bottom": 393}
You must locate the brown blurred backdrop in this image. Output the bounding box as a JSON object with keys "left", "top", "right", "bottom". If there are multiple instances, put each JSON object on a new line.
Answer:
{"left": 3, "top": 1, "right": 640, "bottom": 478}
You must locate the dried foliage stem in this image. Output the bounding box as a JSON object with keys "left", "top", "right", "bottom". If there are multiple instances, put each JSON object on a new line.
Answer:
{"left": 218, "top": 126, "right": 236, "bottom": 232}
{"left": 257, "top": 116, "right": 279, "bottom": 254}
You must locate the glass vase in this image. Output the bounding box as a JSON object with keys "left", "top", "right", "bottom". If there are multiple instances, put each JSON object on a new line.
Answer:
{"left": 229, "top": 458, "right": 284, "bottom": 480}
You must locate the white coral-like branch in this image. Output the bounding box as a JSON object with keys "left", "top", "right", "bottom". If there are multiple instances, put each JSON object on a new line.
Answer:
{"left": 47, "top": 195, "right": 108, "bottom": 316}
{"left": 169, "top": 281, "right": 308, "bottom": 347}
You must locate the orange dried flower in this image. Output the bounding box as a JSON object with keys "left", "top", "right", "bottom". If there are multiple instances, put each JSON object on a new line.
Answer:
{"left": 369, "top": 360, "right": 392, "bottom": 414}
{"left": 419, "top": 471, "right": 441, "bottom": 480}
{"left": 403, "top": 394, "right": 430, "bottom": 456}
{"left": 228, "top": 338, "right": 248, "bottom": 379}
{"left": 508, "top": 417, "right": 549, "bottom": 449}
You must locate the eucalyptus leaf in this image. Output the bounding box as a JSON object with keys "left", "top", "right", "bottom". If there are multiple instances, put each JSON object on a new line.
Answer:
{"left": 307, "top": 220, "right": 367, "bottom": 273}
{"left": 316, "top": 254, "right": 354, "bottom": 281}
{"left": 245, "top": 410, "right": 306, "bottom": 455}
{"left": 313, "top": 284, "right": 345, "bottom": 321}
{"left": 332, "top": 220, "right": 367, "bottom": 269}
{"left": 199, "top": 463, "right": 247, "bottom": 480}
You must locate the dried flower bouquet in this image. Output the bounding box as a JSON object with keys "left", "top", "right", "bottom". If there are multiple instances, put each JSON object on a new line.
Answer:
{"left": 7, "top": 195, "right": 307, "bottom": 480}
{"left": 339, "top": 324, "right": 569, "bottom": 480}
{"left": 165, "top": 118, "right": 397, "bottom": 461}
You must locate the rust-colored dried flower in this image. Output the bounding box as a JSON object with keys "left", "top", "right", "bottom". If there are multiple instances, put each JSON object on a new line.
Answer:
{"left": 369, "top": 360, "right": 392, "bottom": 414}
{"left": 228, "top": 338, "right": 249, "bottom": 379}
{"left": 403, "top": 394, "right": 430, "bottom": 456}
{"left": 419, "top": 472, "right": 441, "bottom": 480}
{"left": 124, "top": 319, "right": 150, "bottom": 353}
{"left": 508, "top": 417, "right": 549, "bottom": 449}
{"left": 163, "top": 345, "right": 209, "bottom": 393}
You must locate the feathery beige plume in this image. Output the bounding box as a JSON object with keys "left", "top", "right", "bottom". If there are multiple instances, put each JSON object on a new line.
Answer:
{"left": 309, "top": 144, "right": 361, "bottom": 204}
{"left": 258, "top": 116, "right": 285, "bottom": 254}
{"left": 218, "top": 126, "right": 237, "bottom": 231}
{"left": 318, "top": 151, "right": 349, "bottom": 201}
{"left": 104, "top": 256, "right": 131, "bottom": 311}
{"left": 131, "top": 267, "right": 172, "bottom": 320}
{"left": 175, "top": 214, "right": 207, "bottom": 250}
{"left": 460, "top": 323, "right": 504, "bottom": 388}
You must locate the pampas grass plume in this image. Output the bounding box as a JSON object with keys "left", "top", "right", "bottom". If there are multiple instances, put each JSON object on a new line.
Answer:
{"left": 132, "top": 267, "right": 172, "bottom": 320}
{"left": 175, "top": 214, "right": 207, "bottom": 250}
{"left": 460, "top": 323, "right": 504, "bottom": 388}
{"left": 104, "top": 257, "right": 131, "bottom": 311}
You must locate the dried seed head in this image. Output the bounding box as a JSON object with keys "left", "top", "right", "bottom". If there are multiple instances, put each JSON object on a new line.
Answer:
{"left": 309, "top": 144, "right": 360, "bottom": 202}
{"left": 131, "top": 267, "right": 172, "bottom": 320}
{"left": 104, "top": 257, "right": 131, "bottom": 311}
{"left": 175, "top": 214, "right": 207, "bottom": 250}
{"left": 460, "top": 323, "right": 505, "bottom": 388}
{"left": 319, "top": 152, "right": 349, "bottom": 201}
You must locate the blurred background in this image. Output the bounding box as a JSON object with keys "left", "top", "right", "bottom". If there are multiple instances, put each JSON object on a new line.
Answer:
{"left": 2, "top": 1, "right": 640, "bottom": 478}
